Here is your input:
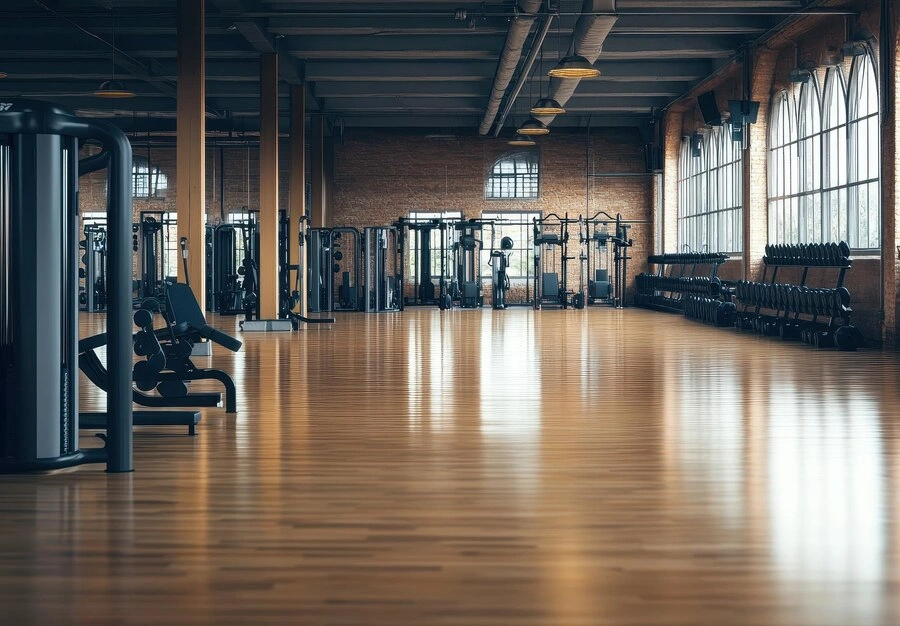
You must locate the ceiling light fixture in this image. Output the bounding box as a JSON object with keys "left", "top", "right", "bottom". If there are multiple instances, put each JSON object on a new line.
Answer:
{"left": 531, "top": 97, "right": 565, "bottom": 115}
{"left": 93, "top": 80, "right": 137, "bottom": 98}
{"left": 517, "top": 117, "right": 549, "bottom": 135}
{"left": 548, "top": 54, "right": 600, "bottom": 79}
{"left": 531, "top": 45, "right": 566, "bottom": 115}
{"left": 508, "top": 133, "right": 536, "bottom": 147}
{"left": 94, "top": 6, "right": 135, "bottom": 99}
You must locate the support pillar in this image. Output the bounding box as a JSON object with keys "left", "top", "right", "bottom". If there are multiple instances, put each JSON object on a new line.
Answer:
{"left": 289, "top": 84, "right": 307, "bottom": 317}
{"left": 661, "top": 109, "right": 681, "bottom": 253}
{"left": 742, "top": 48, "right": 777, "bottom": 282}
{"left": 258, "top": 53, "right": 279, "bottom": 319}
{"left": 310, "top": 114, "right": 326, "bottom": 228}
{"left": 176, "top": 0, "right": 205, "bottom": 306}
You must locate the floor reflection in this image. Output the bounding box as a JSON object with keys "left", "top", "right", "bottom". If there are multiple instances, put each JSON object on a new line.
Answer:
{"left": 0, "top": 307, "right": 897, "bottom": 625}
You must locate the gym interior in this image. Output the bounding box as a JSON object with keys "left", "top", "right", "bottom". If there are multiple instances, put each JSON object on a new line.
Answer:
{"left": 1, "top": 0, "right": 900, "bottom": 624}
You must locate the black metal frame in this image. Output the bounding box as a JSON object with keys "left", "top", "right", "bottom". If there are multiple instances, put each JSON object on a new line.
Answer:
{"left": 0, "top": 99, "right": 133, "bottom": 473}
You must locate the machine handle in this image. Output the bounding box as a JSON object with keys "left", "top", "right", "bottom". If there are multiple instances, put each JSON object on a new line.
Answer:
{"left": 199, "top": 325, "right": 243, "bottom": 352}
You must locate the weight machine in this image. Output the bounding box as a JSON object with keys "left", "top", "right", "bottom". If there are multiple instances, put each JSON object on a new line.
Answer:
{"left": 489, "top": 236, "right": 515, "bottom": 309}
{"left": 307, "top": 227, "right": 362, "bottom": 312}
{"left": 362, "top": 226, "right": 401, "bottom": 313}
{"left": 453, "top": 219, "right": 493, "bottom": 308}
{"left": 0, "top": 99, "right": 133, "bottom": 472}
{"left": 80, "top": 223, "right": 107, "bottom": 312}
{"left": 396, "top": 217, "right": 453, "bottom": 309}
{"left": 533, "top": 213, "right": 576, "bottom": 309}
{"left": 580, "top": 211, "right": 634, "bottom": 308}
{"left": 136, "top": 214, "right": 164, "bottom": 300}
{"left": 330, "top": 228, "right": 362, "bottom": 311}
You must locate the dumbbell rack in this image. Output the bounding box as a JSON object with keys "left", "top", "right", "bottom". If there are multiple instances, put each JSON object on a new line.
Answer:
{"left": 635, "top": 253, "right": 729, "bottom": 314}
{"left": 734, "top": 242, "right": 861, "bottom": 350}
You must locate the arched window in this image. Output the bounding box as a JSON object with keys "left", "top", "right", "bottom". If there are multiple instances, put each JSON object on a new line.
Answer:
{"left": 822, "top": 67, "right": 848, "bottom": 242}
{"left": 767, "top": 50, "right": 880, "bottom": 250}
{"left": 797, "top": 77, "right": 822, "bottom": 242}
{"left": 485, "top": 150, "right": 539, "bottom": 199}
{"left": 768, "top": 89, "right": 799, "bottom": 243}
{"left": 847, "top": 52, "right": 880, "bottom": 249}
{"left": 677, "top": 125, "right": 743, "bottom": 253}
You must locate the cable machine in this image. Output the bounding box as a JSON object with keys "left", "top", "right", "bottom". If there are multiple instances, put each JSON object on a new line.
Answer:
{"left": 80, "top": 223, "right": 107, "bottom": 312}
{"left": 396, "top": 217, "right": 453, "bottom": 309}
{"left": 533, "top": 213, "right": 576, "bottom": 309}
{"left": 362, "top": 226, "right": 401, "bottom": 313}
{"left": 330, "top": 227, "right": 362, "bottom": 311}
{"left": 0, "top": 99, "right": 133, "bottom": 473}
{"left": 581, "top": 211, "right": 636, "bottom": 308}
{"left": 453, "top": 219, "right": 493, "bottom": 308}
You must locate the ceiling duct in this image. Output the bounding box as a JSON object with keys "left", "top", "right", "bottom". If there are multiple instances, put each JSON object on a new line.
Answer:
{"left": 478, "top": 0, "right": 543, "bottom": 136}
{"left": 536, "top": 0, "right": 617, "bottom": 126}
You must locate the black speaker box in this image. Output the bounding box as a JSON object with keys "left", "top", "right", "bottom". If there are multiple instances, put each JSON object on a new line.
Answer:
{"left": 697, "top": 91, "right": 722, "bottom": 126}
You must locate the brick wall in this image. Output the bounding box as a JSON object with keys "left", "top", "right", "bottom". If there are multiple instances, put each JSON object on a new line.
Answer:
{"left": 331, "top": 129, "right": 653, "bottom": 304}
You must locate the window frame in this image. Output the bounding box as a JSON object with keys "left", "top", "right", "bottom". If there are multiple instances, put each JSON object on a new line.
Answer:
{"left": 767, "top": 51, "right": 880, "bottom": 252}
{"left": 484, "top": 149, "right": 540, "bottom": 201}
{"left": 677, "top": 125, "right": 743, "bottom": 254}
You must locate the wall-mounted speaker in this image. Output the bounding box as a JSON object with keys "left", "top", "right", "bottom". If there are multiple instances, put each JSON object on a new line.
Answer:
{"left": 697, "top": 91, "right": 722, "bottom": 126}
{"left": 690, "top": 132, "right": 702, "bottom": 158}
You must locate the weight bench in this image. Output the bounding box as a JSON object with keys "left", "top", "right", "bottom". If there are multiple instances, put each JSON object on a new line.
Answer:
{"left": 79, "top": 283, "right": 243, "bottom": 433}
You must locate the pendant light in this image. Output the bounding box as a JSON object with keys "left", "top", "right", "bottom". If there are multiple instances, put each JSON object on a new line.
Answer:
{"left": 508, "top": 133, "right": 536, "bottom": 147}
{"left": 531, "top": 47, "right": 565, "bottom": 115}
{"left": 547, "top": 15, "right": 599, "bottom": 79}
{"left": 517, "top": 117, "right": 550, "bottom": 135}
{"left": 548, "top": 55, "right": 600, "bottom": 79}
{"left": 94, "top": 6, "right": 135, "bottom": 98}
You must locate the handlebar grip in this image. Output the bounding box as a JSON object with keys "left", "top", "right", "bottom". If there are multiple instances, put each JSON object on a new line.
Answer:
{"left": 200, "top": 325, "right": 243, "bottom": 352}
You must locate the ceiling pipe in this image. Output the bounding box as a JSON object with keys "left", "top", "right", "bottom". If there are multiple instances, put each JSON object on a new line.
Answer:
{"left": 478, "top": 0, "right": 543, "bottom": 136}
{"left": 536, "top": 0, "right": 617, "bottom": 127}
{"left": 491, "top": 13, "right": 554, "bottom": 137}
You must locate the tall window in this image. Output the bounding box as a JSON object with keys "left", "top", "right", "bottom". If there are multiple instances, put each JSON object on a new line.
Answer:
{"left": 677, "top": 125, "right": 743, "bottom": 253}
{"left": 133, "top": 157, "right": 168, "bottom": 199}
{"left": 848, "top": 52, "right": 880, "bottom": 249}
{"left": 481, "top": 211, "right": 541, "bottom": 279}
{"left": 485, "top": 150, "right": 539, "bottom": 199}
{"left": 823, "top": 68, "right": 848, "bottom": 242}
{"left": 768, "top": 51, "right": 880, "bottom": 249}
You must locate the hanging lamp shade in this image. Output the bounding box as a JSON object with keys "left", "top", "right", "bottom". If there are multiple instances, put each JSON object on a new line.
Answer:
{"left": 93, "top": 79, "right": 136, "bottom": 99}
{"left": 517, "top": 117, "right": 550, "bottom": 136}
{"left": 508, "top": 133, "right": 536, "bottom": 147}
{"left": 548, "top": 54, "right": 600, "bottom": 79}
{"left": 530, "top": 97, "right": 566, "bottom": 115}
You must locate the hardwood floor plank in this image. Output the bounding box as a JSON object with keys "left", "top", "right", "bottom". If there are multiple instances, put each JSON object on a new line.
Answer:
{"left": 0, "top": 308, "right": 898, "bottom": 625}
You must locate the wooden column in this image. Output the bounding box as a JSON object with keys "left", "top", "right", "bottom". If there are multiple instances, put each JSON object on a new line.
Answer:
{"left": 176, "top": 0, "right": 205, "bottom": 306}
{"left": 258, "top": 53, "right": 279, "bottom": 319}
{"left": 310, "top": 114, "right": 326, "bottom": 228}
{"left": 289, "top": 84, "right": 307, "bottom": 317}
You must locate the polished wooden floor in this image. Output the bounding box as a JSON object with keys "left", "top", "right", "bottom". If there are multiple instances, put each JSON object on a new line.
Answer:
{"left": 1, "top": 307, "right": 899, "bottom": 625}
